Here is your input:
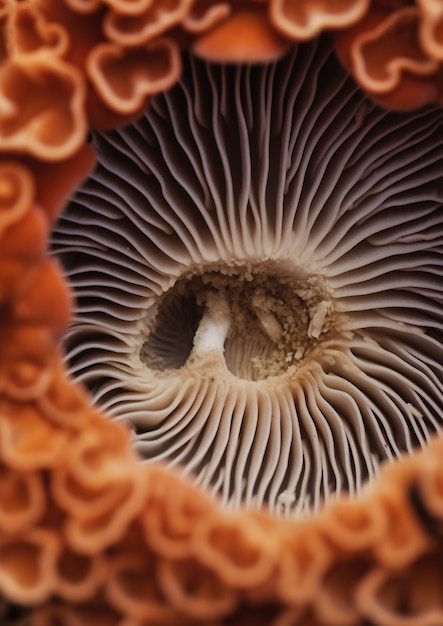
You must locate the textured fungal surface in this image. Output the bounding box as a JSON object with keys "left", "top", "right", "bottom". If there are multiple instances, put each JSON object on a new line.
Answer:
{"left": 3, "top": 0, "right": 443, "bottom": 624}
{"left": 53, "top": 38, "right": 443, "bottom": 516}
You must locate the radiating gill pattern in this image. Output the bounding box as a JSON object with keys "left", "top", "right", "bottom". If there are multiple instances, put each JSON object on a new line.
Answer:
{"left": 52, "top": 37, "right": 443, "bottom": 516}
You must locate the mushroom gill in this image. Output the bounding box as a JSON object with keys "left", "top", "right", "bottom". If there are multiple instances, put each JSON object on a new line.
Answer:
{"left": 52, "top": 36, "right": 443, "bottom": 517}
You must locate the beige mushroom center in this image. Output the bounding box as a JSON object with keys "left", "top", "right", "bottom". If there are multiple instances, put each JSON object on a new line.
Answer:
{"left": 140, "top": 263, "right": 338, "bottom": 381}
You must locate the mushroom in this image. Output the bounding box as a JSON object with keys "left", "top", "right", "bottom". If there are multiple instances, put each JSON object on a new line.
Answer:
{"left": 52, "top": 35, "right": 443, "bottom": 518}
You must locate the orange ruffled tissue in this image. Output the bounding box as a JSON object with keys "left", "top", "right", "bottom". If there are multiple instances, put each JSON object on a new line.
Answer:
{"left": 1, "top": 1, "right": 443, "bottom": 625}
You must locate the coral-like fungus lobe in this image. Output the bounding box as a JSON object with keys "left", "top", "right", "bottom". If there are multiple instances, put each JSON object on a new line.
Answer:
{"left": 192, "top": 514, "right": 277, "bottom": 588}
{"left": 0, "top": 161, "right": 35, "bottom": 237}
{"left": 56, "top": 418, "right": 137, "bottom": 490}
{"left": 157, "top": 555, "right": 239, "bottom": 620}
{"left": 0, "top": 206, "right": 48, "bottom": 304}
{"left": 104, "top": 0, "right": 193, "bottom": 47}
{"left": 335, "top": 7, "right": 441, "bottom": 109}
{"left": 49, "top": 420, "right": 149, "bottom": 553}
{"left": 63, "top": 481, "right": 149, "bottom": 554}
{"left": 6, "top": 1, "right": 69, "bottom": 59}
{"left": 418, "top": 0, "right": 443, "bottom": 61}
{"left": 0, "top": 325, "right": 58, "bottom": 405}
{"left": 141, "top": 467, "right": 217, "bottom": 559}
{"left": 53, "top": 463, "right": 136, "bottom": 523}
{"left": 37, "top": 366, "right": 90, "bottom": 428}
{"left": 0, "top": 350, "right": 54, "bottom": 405}
{"left": 30, "top": 144, "right": 96, "bottom": 223}
{"left": 319, "top": 494, "right": 386, "bottom": 552}
{"left": 373, "top": 482, "right": 431, "bottom": 568}
{"left": 1, "top": 326, "right": 52, "bottom": 414}
{"left": 354, "top": 8, "right": 439, "bottom": 91}
{"left": 191, "top": 9, "right": 291, "bottom": 63}
{"left": 0, "top": 56, "right": 87, "bottom": 160}
{"left": 276, "top": 526, "right": 333, "bottom": 605}
{"left": 32, "top": 0, "right": 105, "bottom": 69}
{"left": 314, "top": 557, "right": 372, "bottom": 626}
{"left": 11, "top": 259, "right": 71, "bottom": 341}
{"left": 356, "top": 551, "right": 443, "bottom": 626}
{"left": 0, "top": 465, "right": 46, "bottom": 533}
{"left": 87, "top": 38, "right": 181, "bottom": 115}
{"left": 105, "top": 551, "right": 177, "bottom": 621}
{"left": 270, "top": 0, "right": 370, "bottom": 40}
{"left": 0, "top": 399, "right": 70, "bottom": 470}
{"left": 0, "top": 528, "right": 60, "bottom": 604}
{"left": 56, "top": 547, "right": 107, "bottom": 601}
{"left": 181, "top": 0, "right": 232, "bottom": 33}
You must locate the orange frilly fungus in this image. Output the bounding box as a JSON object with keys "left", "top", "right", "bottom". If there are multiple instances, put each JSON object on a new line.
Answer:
{"left": 1, "top": 1, "right": 443, "bottom": 625}
{"left": 334, "top": 5, "right": 443, "bottom": 109}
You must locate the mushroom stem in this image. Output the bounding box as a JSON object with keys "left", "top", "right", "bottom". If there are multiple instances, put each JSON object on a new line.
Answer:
{"left": 192, "top": 298, "right": 231, "bottom": 358}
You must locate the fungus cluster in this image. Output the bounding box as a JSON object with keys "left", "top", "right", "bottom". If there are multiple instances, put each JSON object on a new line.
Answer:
{"left": 0, "top": 1, "right": 443, "bottom": 626}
